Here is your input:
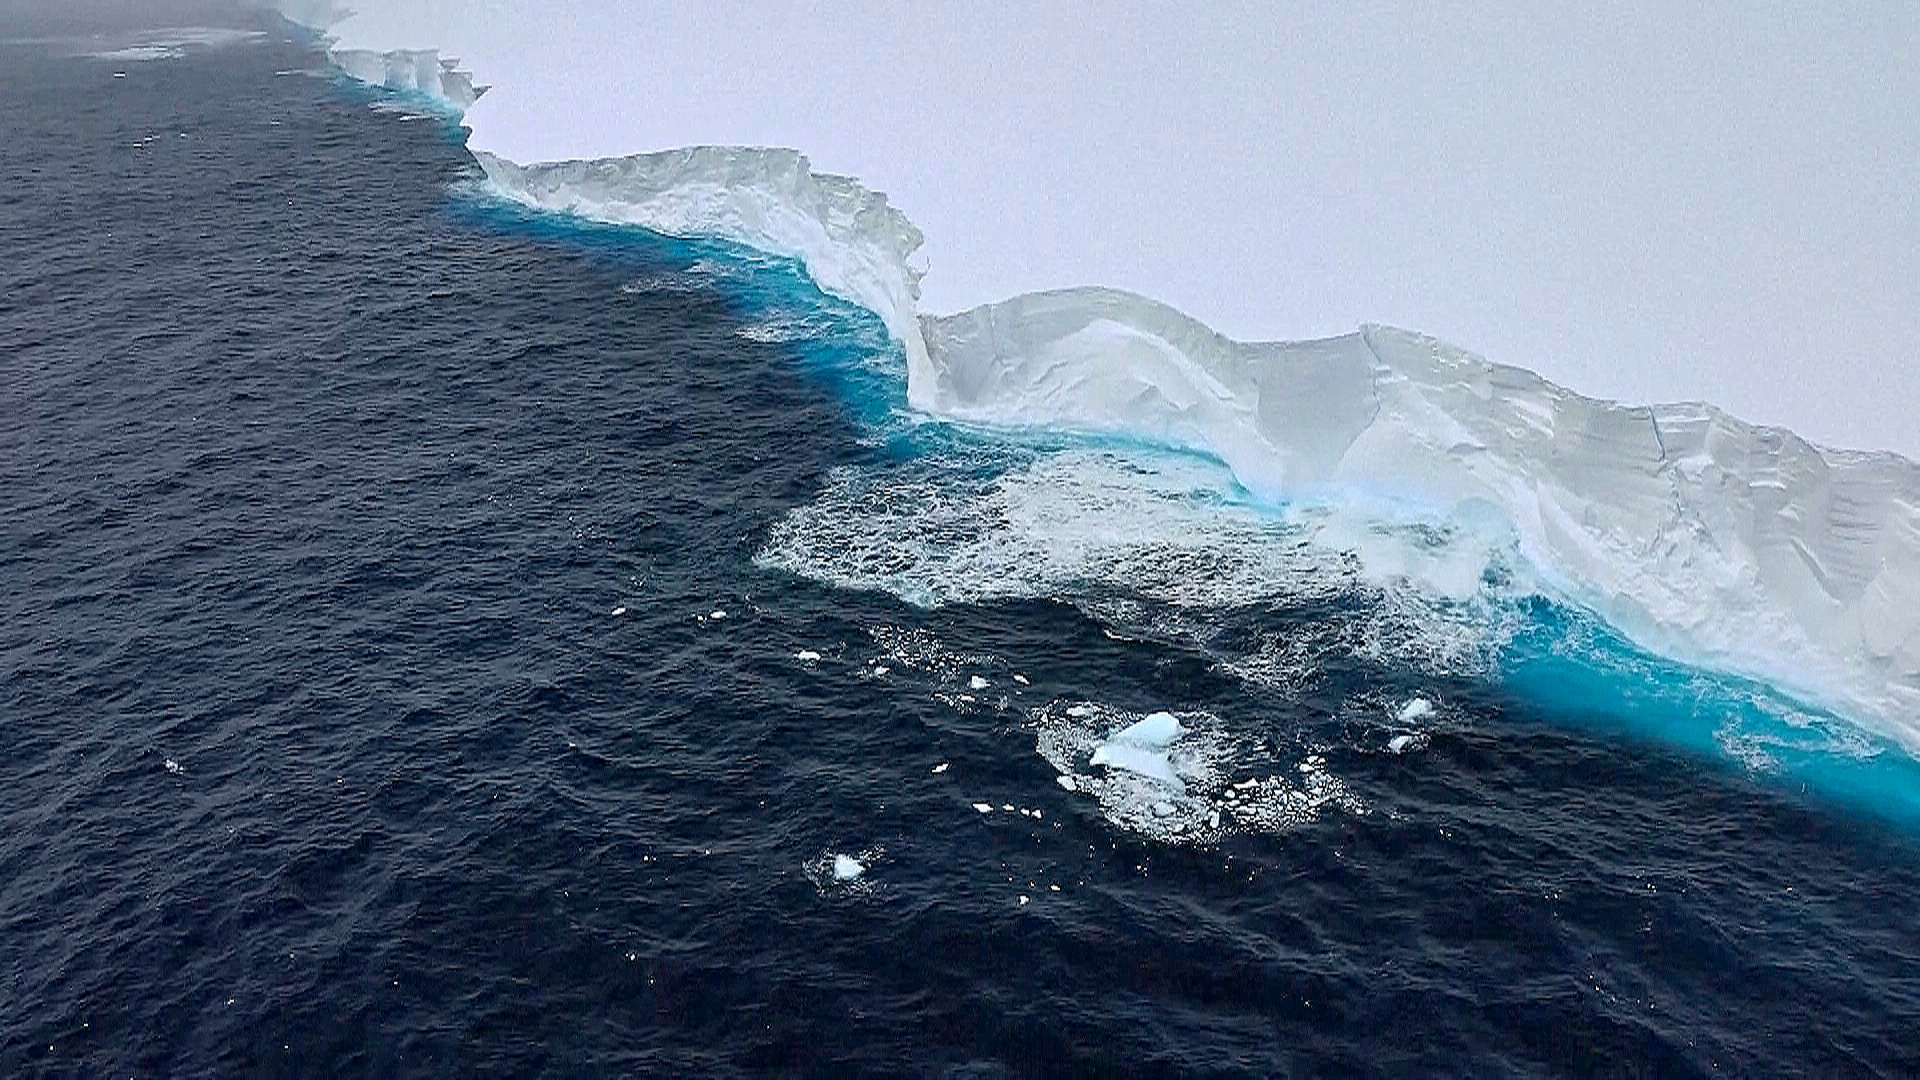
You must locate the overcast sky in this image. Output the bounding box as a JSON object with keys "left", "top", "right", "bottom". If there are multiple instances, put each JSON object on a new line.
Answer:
{"left": 317, "top": 1, "right": 1919, "bottom": 456}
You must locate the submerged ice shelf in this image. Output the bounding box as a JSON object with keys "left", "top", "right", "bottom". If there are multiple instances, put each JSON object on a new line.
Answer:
{"left": 305, "top": 29, "right": 1920, "bottom": 754}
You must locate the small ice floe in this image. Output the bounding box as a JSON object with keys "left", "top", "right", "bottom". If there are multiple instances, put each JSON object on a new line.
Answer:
{"left": 1113, "top": 712, "right": 1184, "bottom": 747}
{"left": 1088, "top": 711, "right": 1189, "bottom": 792}
{"left": 709, "top": 610, "right": 728, "bottom": 620}
{"left": 972, "top": 802, "right": 994, "bottom": 813}
{"left": 931, "top": 762, "right": 950, "bottom": 774}
{"left": 1397, "top": 697, "right": 1435, "bottom": 723}
{"left": 163, "top": 759, "right": 184, "bottom": 776}
{"left": 1056, "top": 774, "right": 1077, "bottom": 792}
{"left": 870, "top": 665, "right": 890, "bottom": 677}
{"left": 113, "top": 72, "right": 128, "bottom": 79}
{"left": 1013, "top": 674, "right": 1030, "bottom": 686}
{"left": 1387, "top": 734, "right": 1416, "bottom": 754}
{"left": 795, "top": 650, "right": 821, "bottom": 663}
{"left": 968, "top": 675, "right": 990, "bottom": 690}
{"left": 610, "top": 606, "right": 627, "bottom": 616}
{"left": 1018, "top": 895, "right": 1030, "bottom": 906}
{"left": 832, "top": 854, "right": 865, "bottom": 882}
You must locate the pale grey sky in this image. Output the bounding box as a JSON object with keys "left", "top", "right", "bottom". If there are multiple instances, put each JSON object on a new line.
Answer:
{"left": 326, "top": 1, "right": 1920, "bottom": 456}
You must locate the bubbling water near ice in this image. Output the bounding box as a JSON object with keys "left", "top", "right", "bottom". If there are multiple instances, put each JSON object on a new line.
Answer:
{"left": 298, "top": 27, "right": 1920, "bottom": 757}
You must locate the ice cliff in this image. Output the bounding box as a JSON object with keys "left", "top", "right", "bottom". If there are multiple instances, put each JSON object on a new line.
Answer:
{"left": 473, "top": 150, "right": 931, "bottom": 385}
{"left": 326, "top": 48, "right": 488, "bottom": 111}
{"left": 922, "top": 288, "right": 1920, "bottom": 742}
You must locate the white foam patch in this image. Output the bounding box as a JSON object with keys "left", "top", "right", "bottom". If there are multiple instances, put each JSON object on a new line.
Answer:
{"left": 83, "top": 28, "right": 265, "bottom": 62}
{"left": 1032, "top": 701, "right": 1364, "bottom": 844}
{"left": 759, "top": 448, "right": 1520, "bottom": 690}
{"left": 805, "top": 845, "right": 884, "bottom": 896}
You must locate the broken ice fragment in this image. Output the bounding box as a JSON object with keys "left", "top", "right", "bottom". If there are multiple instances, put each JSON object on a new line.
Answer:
{"left": 968, "top": 675, "right": 989, "bottom": 690}
{"left": 1397, "top": 697, "right": 1435, "bottom": 723}
{"left": 1110, "top": 711, "right": 1184, "bottom": 748}
{"left": 832, "top": 855, "right": 865, "bottom": 881}
{"left": 1387, "top": 734, "right": 1416, "bottom": 754}
{"left": 1088, "top": 742, "right": 1184, "bottom": 792}
{"left": 795, "top": 649, "right": 821, "bottom": 662}
{"left": 932, "top": 762, "right": 950, "bottom": 774}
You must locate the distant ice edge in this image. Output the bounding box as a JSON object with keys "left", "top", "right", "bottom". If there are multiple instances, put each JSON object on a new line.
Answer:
{"left": 303, "top": 27, "right": 1920, "bottom": 752}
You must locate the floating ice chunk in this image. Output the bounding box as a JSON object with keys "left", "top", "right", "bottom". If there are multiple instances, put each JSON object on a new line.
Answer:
{"left": 1387, "top": 734, "right": 1416, "bottom": 754}
{"left": 1018, "top": 895, "right": 1030, "bottom": 906}
{"left": 1397, "top": 697, "right": 1435, "bottom": 723}
{"left": 1001, "top": 804, "right": 1015, "bottom": 812}
{"left": 1055, "top": 774, "right": 1078, "bottom": 791}
{"left": 932, "top": 762, "right": 950, "bottom": 774}
{"left": 832, "top": 855, "right": 865, "bottom": 881}
{"left": 1088, "top": 742, "right": 1184, "bottom": 792}
{"left": 1152, "top": 801, "right": 1175, "bottom": 817}
{"left": 710, "top": 610, "right": 728, "bottom": 620}
{"left": 871, "top": 665, "right": 890, "bottom": 676}
{"left": 972, "top": 802, "right": 993, "bottom": 813}
{"left": 610, "top": 606, "right": 627, "bottom": 616}
{"left": 1013, "top": 674, "right": 1030, "bottom": 685}
{"left": 163, "top": 759, "right": 184, "bottom": 776}
{"left": 969, "top": 675, "right": 990, "bottom": 690}
{"left": 1066, "top": 704, "right": 1095, "bottom": 718}
{"left": 1110, "top": 711, "right": 1184, "bottom": 748}
{"left": 795, "top": 650, "right": 821, "bottom": 662}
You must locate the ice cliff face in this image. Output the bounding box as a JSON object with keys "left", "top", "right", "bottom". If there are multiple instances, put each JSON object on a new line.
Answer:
{"left": 922, "top": 288, "right": 1920, "bottom": 743}
{"left": 474, "top": 150, "right": 931, "bottom": 385}
{"left": 326, "top": 48, "right": 488, "bottom": 112}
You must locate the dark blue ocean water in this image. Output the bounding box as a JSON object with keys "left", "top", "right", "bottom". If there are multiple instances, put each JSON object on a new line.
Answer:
{"left": 3, "top": 15, "right": 1919, "bottom": 1077}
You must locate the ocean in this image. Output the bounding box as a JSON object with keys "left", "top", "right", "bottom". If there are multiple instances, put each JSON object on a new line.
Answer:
{"left": 2, "top": 13, "right": 1918, "bottom": 1077}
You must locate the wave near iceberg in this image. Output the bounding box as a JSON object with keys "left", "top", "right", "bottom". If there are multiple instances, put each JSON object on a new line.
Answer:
{"left": 304, "top": 29, "right": 1920, "bottom": 753}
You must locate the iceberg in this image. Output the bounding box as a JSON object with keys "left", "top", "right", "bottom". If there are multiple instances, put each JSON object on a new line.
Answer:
{"left": 299, "top": 23, "right": 1920, "bottom": 753}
